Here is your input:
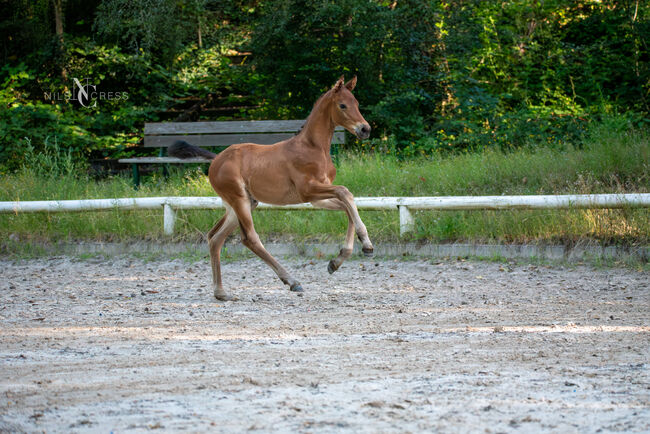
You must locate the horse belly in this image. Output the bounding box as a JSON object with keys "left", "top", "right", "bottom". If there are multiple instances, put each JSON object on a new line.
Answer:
{"left": 237, "top": 142, "right": 307, "bottom": 205}
{"left": 246, "top": 169, "right": 303, "bottom": 205}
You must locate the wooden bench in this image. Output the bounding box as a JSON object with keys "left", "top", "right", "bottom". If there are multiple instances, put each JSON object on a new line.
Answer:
{"left": 119, "top": 120, "right": 345, "bottom": 187}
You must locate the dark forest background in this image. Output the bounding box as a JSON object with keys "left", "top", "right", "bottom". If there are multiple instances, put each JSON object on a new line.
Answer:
{"left": 0, "top": 0, "right": 648, "bottom": 170}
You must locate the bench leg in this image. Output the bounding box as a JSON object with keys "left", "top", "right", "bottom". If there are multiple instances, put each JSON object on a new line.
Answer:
{"left": 159, "top": 147, "right": 170, "bottom": 179}
{"left": 131, "top": 164, "right": 140, "bottom": 189}
{"left": 331, "top": 143, "right": 340, "bottom": 167}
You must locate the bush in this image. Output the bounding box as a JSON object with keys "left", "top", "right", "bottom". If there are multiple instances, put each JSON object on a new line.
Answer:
{"left": 0, "top": 37, "right": 173, "bottom": 171}
{"left": 250, "top": 0, "right": 439, "bottom": 127}
{"left": 250, "top": 0, "right": 650, "bottom": 154}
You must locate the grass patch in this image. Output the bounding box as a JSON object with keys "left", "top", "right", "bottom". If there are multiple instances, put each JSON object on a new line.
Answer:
{"left": 1, "top": 121, "right": 648, "bottom": 251}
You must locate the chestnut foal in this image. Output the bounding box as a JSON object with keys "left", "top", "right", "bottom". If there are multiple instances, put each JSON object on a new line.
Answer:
{"left": 171, "top": 76, "right": 373, "bottom": 300}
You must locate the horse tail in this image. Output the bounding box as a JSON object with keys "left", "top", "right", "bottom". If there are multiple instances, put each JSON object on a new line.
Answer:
{"left": 168, "top": 140, "right": 217, "bottom": 160}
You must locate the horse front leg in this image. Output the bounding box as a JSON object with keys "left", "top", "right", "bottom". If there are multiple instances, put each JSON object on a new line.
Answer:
{"left": 303, "top": 183, "right": 374, "bottom": 257}
{"left": 311, "top": 198, "right": 355, "bottom": 273}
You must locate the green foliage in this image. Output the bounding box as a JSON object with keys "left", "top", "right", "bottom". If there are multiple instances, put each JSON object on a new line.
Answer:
{"left": 0, "top": 36, "right": 169, "bottom": 171}
{"left": 94, "top": 0, "right": 186, "bottom": 65}
{"left": 0, "top": 63, "right": 85, "bottom": 171}
{"left": 250, "top": 0, "right": 438, "bottom": 128}
{"left": 21, "top": 137, "right": 81, "bottom": 178}
{"left": 0, "top": 0, "right": 649, "bottom": 170}
{"left": 339, "top": 118, "right": 649, "bottom": 198}
{"left": 250, "top": 0, "right": 650, "bottom": 152}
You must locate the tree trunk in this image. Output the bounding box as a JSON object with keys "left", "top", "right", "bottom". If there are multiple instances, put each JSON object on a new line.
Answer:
{"left": 198, "top": 19, "right": 203, "bottom": 48}
{"left": 52, "top": 0, "right": 67, "bottom": 80}
{"left": 53, "top": 0, "right": 63, "bottom": 40}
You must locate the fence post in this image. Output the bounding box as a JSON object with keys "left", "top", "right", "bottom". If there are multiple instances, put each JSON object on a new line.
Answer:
{"left": 398, "top": 205, "right": 414, "bottom": 235}
{"left": 163, "top": 204, "right": 176, "bottom": 235}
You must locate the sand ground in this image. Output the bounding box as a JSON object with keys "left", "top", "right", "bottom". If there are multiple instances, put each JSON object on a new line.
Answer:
{"left": 1, "top": 255, "right": 648, "bottom": 432}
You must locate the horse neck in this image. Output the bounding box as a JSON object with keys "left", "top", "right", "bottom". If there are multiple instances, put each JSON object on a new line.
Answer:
{"left": 298, "top": 95, "right": 335, "bottom": 152}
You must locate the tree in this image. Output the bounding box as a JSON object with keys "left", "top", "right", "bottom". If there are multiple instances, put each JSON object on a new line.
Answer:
{"left": 93, "top": 0, "right": 187, "bottom": 64}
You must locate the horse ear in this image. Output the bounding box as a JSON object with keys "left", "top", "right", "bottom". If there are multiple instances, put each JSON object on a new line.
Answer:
{"left": 345, "top": 75, "right": 357, "bottom": 91}
{"left": 332, "top": 75, "right": 345, "bottom": 93}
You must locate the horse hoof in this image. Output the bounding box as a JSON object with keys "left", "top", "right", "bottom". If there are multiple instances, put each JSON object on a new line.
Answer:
{"left": 290, "top": 283, "right": 304, "bottom": 293}
{"left": 362, "top": 247, "right": 374, "bottom": 257}
{"left": 214, "top": 292, "right": 233, "bottom": 301}
{"left": 327, "top": 260, "right": 338, "bottom": 274}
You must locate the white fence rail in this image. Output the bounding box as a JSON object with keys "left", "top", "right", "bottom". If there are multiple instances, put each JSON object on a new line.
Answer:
{"left": 1, "top": 194, "right": 649, "bottom": 235}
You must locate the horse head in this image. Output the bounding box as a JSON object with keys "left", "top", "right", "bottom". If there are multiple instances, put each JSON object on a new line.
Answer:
{"left": 328, "top": 76, "right": 371, "bottom": 140}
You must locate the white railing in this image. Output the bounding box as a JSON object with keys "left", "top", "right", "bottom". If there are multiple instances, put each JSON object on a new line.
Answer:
{"left": 1, "top": 194, "right": 649, "bottom": 235}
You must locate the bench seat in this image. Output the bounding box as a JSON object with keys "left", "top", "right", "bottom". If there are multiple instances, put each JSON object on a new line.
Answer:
{"left": 118, "top": 157, "right": 212, "bottom": 164}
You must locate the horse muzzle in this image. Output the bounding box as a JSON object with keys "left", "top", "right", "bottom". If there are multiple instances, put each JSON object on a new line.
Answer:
{"left": 354, "top": 123, "right": 371, "bottom": 140}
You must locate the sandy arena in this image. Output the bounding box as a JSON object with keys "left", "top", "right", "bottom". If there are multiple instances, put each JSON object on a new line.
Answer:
{"left": 0, "top": 255, "right": 648, "bottom": 432}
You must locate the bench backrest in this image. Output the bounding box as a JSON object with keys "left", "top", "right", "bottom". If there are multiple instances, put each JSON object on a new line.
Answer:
{"left": 144, "top": 120, "right": 345, "bottom": 148}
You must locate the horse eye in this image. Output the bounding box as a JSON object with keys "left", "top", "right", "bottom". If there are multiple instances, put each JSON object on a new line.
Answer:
{"left": 339, "top": 103, "right": 347, "bottom": 110}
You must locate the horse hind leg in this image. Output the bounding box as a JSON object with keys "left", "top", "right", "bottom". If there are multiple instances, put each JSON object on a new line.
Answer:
{"left": 208, "top": 204, "right": 238, "bottom": 300}
{"left": 229, "top": 193, "right": 303, "bottom": 293}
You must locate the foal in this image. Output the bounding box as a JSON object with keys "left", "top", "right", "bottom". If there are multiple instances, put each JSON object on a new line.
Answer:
{"left": 170, "top": 76, "right": 374, "bottom": 300}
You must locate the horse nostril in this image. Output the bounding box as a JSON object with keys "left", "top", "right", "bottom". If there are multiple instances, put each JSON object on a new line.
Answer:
{"left": 355, "top": 124, "right": 371, "bottom": 139}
